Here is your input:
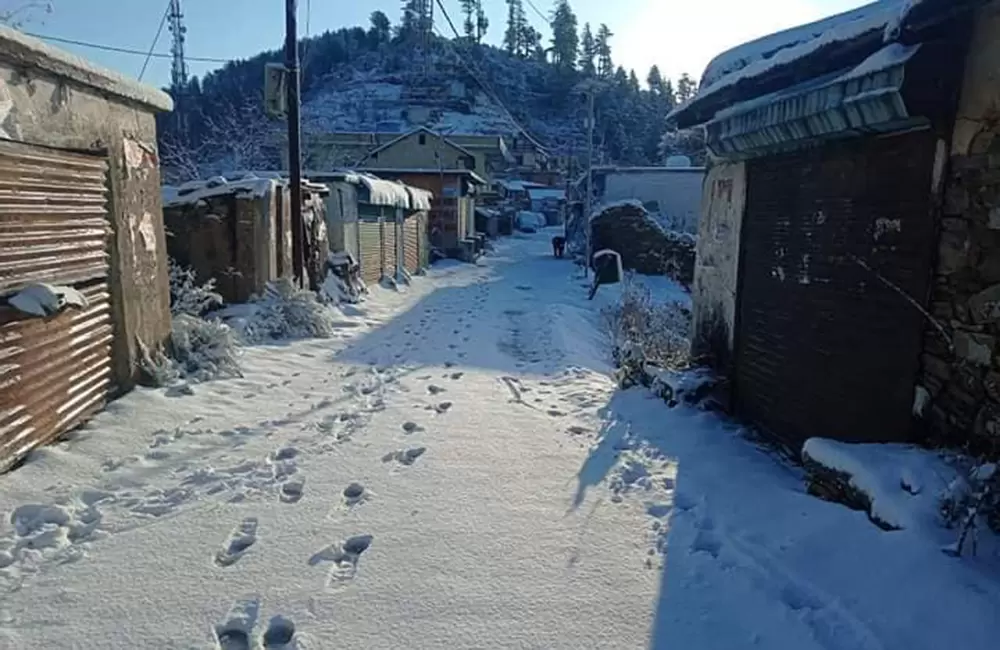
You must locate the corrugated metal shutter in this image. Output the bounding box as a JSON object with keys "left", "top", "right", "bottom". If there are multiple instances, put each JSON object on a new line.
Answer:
{"left": 382, "top": 217, "right": 397, "bottom": 280}
{"left": 735, "top": 130, "right": 938, "bottom": 450}
{"left": 404, "top": 215, "right": 420, "bottom": 273}
{"left": 419, "top": 213, "right": 429, "bottom": 268}
{"left": 0, "top": 141, "right": 112, "bottom": 469}
{"left": 358, "top": 219, "right": 382, "bottom": 285}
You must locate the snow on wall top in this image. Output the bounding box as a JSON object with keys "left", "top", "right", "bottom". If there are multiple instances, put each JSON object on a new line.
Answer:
{"left": 674, "top": 0, "right": 905, "bottom": 123}
{"left": 162, "top": 176, "right": 275, "bottom": 208}
{"left": 0, "top": 25, "right": 173, "bottom": 112}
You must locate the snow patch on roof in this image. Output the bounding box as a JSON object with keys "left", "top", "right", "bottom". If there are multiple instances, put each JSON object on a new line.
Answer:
{"left": 526, "top": 187, "right": 566, "bottom": 200}
{"left": 162, "top": 177, "right": 275, "bottom": 207}
{"left": 675, "top": 0, "right": 903, "bottom": 121}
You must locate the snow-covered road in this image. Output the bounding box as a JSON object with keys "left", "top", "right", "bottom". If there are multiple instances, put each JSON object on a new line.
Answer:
{"left": 1, "top": 231, "right": 999, "bottom": 649}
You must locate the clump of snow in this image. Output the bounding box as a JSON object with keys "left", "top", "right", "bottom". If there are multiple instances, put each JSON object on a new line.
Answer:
{"left": 8, "top": 283, "right": 88, "bottom": 317}
{"left": 168, "top": 258, "right": 224, "bottom": 316}
{"left": 802, "top": 437, "right": 962, "bottom": 532}
{"left": 232, "top": 278, "right": 342, "bottom": 343}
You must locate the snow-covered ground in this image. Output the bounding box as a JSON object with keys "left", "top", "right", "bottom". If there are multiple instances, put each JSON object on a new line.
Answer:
{"left": 1, "top": 231, "right": 999, "bottom": 649}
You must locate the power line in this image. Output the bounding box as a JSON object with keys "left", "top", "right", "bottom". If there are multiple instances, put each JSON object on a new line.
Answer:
{"left": 431, "top": 0, "right": 545, "bottom": 149}
{"left": 524, "top": 0, "right": 549, "bottom": 24}
{"left": 22, "top": 31, "right": 230, "bottom": 63}
{"left": 138, "top": 2, "right": 170, "bottom": 82}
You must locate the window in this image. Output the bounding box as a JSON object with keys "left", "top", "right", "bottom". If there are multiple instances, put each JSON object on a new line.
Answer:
{"left": 418, "top": 134, "right": 427, "bottom": 145}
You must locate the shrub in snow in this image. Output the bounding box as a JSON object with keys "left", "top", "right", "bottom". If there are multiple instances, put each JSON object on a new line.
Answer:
{"left": 939, "top": 461, "right": 999, "bottom": 557}
{"left": 168, "top": 258, "right": 223, "bottom": 316}
{"left": 600, "top": 275, "right": 691, "bottom": 388}
{"left": 239, "top": 278, "right": 339, "bottom": 343}
{"left": 139, "top": 314, "right": 242, "bottom": 386}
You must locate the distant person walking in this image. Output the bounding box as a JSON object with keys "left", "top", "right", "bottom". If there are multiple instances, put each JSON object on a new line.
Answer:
{"left": 551, "top": 235, "right": 566, "bottom": 258}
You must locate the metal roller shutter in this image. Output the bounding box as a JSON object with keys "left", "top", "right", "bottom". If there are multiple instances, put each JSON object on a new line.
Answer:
{"left": 358, "top": 219, "right": 382, "bottom": 285}
{"left": 404, "top": 216, "right": 420, "bottom": 273}
{"left": 383, "top": 218, "right": 397, "bottom": 279}
{"left": 735, "top": 131, "right": 938, "bottom": 449}
{"left": 0, "top": 141, "right": 112, "bottom": 470}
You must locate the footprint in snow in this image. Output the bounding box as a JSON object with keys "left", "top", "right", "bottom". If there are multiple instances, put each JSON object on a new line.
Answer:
{"left": 215, "top": 518, "right": 258, "bottom": 567}
{"left": 262, "top": 615, "right": 296, "bottom": 649}
{"left": 449, "top": 372, "right": 464, "bottom": 380}
{"left": 310, "top": 534, "right": 373, "bottom": 588}
{"left": 434, "top": 401, "right": 453, "bottom": 414}
{"left": 280, "top": 477, "right": 305, "bottom": 504}
{"left": 427, "top": 385, "right": 446, "bottom": 395}
{"left": 382, "top": 447, "right": 426, "bottom": 466}
{"left": 401, "top": 421, "right": 423, "bottom": 434}
{"left": 343, "top": 482, "right": 367, "bottom": 506}
{"left": 215, "top": 598, "right": 259, "bottom": 650}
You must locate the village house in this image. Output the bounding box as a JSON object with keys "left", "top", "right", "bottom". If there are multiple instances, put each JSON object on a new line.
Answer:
{"left": 359, "top": 168, "right": 486, "bottom": 259}
{"left": 672, "top": 0, "right": 1000, "bottom": 452}
{"left": 355, "top": 127, "right": 482, "bottom": 178}
{"left": 305, "top": 171, "right": 433, "bottom": 285}
{"left": 162, "top": 175, "right": 330, "bottom": 302}
{"left": 0, "top": 26, "right": 173, "bottom": 469}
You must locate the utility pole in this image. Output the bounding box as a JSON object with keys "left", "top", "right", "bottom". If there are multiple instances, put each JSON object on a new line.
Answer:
{"left": 584, "top": 88, "right": 595, "bottom": 279}
{"left": 285, "top": 0, "right": 305, "bottom": 288}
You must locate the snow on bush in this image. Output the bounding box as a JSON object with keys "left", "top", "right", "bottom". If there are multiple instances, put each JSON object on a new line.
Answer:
{"left": 139, "top": 314, "right": 242, "bottom": 386}
{"left": 600, "top": 274, "right": 691, "bottom": 384}
{"left": 237, "top": 278, "right": 340, "bottom": 343}
{"left": 939, "top": 461, "right": 1000, "bottom": 557}
{"left": 168, "top": 258, "right": 223, "bottom": 316}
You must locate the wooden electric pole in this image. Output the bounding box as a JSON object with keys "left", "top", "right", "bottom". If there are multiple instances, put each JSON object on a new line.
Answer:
{"left": 285, "top": 0, "right": 305, "bottom": 287}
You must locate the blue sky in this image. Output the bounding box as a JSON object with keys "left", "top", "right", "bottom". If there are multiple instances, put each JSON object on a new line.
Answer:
{"left": 28, "top": 0, "right": 870, "bottom": 89}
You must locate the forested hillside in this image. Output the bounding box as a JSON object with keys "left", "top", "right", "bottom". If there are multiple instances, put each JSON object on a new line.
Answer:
{"left": 157, "top": 0, "right": 704, "bottom": 182}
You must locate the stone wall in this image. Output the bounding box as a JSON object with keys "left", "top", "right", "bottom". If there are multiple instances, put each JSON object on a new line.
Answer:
{"left": 918, "top": 0, "right": 1000, "bottom": 455}
{"left": 590, "top": 202, "right": 696, "bottom": 285}
{"left": 0, "top": 28, "right": 173, "bottom": 393}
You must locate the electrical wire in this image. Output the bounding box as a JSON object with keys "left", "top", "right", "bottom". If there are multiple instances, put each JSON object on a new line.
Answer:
{"left": 138, "top": 1, "right": 171, "bottom": 81}
{"left": 431, "top": 0, "right": 546, "bottom": 149}
{"left": 523, "top": 0, "right": 549, "bottom": 24}
{"left": 21, "top": 31, "right": 230, "bottom": 63}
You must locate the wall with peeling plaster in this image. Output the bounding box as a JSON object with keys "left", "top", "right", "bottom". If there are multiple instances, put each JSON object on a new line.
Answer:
{"left": 917, "top": 0, "right": 1000, "bottom": 454}
{"left": 691, "top": 161, "right": 745, "bottom": 369}
{"left": 0, "top": 51, "right": 171, "bottom": 393}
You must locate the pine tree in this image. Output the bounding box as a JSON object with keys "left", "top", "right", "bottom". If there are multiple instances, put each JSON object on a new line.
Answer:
{"left": 399, "top": 0, "right": 419, "bottom": 41}
{"left": 550, "top": 0, "right": 579, "bottom": 71}
{"left": 676, "top": 73, "right": 698, "bottom": 103}
{"left": 578, "top": 23, "right": 596, "bottom": 76}
{"left": 460, "top": 0, "right": 476, "bottom": 39}
{"left": 647, "top": 65, "right": 664, "bottom": 94}
{"left": 504, "top": 0, "right": 524, "bottom": 55}
{"left": 595, "top": 23, "right": 613, "bottom": 77}
{"left": 369, "top": 10, "right": 391, "bottom": 46}
{"left": 628, "top": 69, "right": 640, "bottom": 93}
{"left": 475, "top": 1, "right": 489, "bottom": 42}
{"left": 522, "top": 25, "right": 543, "bottom": 60}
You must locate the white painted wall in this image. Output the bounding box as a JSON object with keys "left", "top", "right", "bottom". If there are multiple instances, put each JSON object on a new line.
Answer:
{"left": 601, "top": 170, "right": 705, "bottom": 234}
{"left": 691, "top": 161, "right": 747, "bottom": 366}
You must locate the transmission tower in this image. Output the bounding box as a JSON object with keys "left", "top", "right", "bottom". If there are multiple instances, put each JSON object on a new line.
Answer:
{"left": 167, "top": 0, "right": 188, "bottom": 92}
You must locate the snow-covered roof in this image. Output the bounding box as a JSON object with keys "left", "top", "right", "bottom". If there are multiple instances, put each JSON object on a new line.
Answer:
{"left": 0, "top": 25, "right": 173, "bottom": 112}
{"left": 361, "top": 167, "right": 489, "bottom": 186}
{"left": 526, "top": 187, "right": 566, "bottom": 201}
{"left": 403, "top": 185, "right": 433, "bottom": 211}
{"left": 360, "top": 126, "right": 476, "bottom": 162}
{"left": 496, "top": 179, "right": 549, "bottom": 192}
{"left": 670, "top": 0, "right": 967, "bottom": 128}
{"left": 162, "top": 176, "right": 275, "bottom": 208}
{"left": 302, "top": 170, "right": 433, "bottom": 209}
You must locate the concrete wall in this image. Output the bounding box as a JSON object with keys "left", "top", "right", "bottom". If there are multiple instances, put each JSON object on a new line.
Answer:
{"left": 0, "top": 44, "right": 172, "bottom": 393}
{"left": 691, "top": 161, "right": 746, "bottom": 368}
{"left": 917, "top": 0, "right": 1000, "bottom": 452}
{"left": 601, "top": 169, "right": 705, "bottom": 234}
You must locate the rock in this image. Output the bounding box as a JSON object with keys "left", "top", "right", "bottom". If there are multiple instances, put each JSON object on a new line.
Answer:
{"left": 938, "top": 231, "right": 978, "bottom": 275}
{"left": 985, "top": 371, "right": 1000, "bottom": 403}
{"left": 921, "top": 353, "right": 952, "bottom": 381}
{"left": 968, "top": 284, "right": 1000, "bottom": 323}
{"left": 801, "top": 457, "right": 900, "bottom": 532}
{"left": 941, "top": 217, "right": 969, "bottom": 233}
{"left": 943, "top": 183, "right": 969, "bottom": 216}
{"left": 953, "top": 331, "right": 994, "bottom": 366}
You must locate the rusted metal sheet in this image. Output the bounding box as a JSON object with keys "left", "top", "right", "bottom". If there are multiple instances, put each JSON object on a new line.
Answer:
{"left": 359, "top": 219, "right": 382, "bottom": 285}
{"left": 0, "top": 141, "right": 111, "bottom": 470}
{"left": 735, "top": 130, "right": 938, "bottom": 450}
